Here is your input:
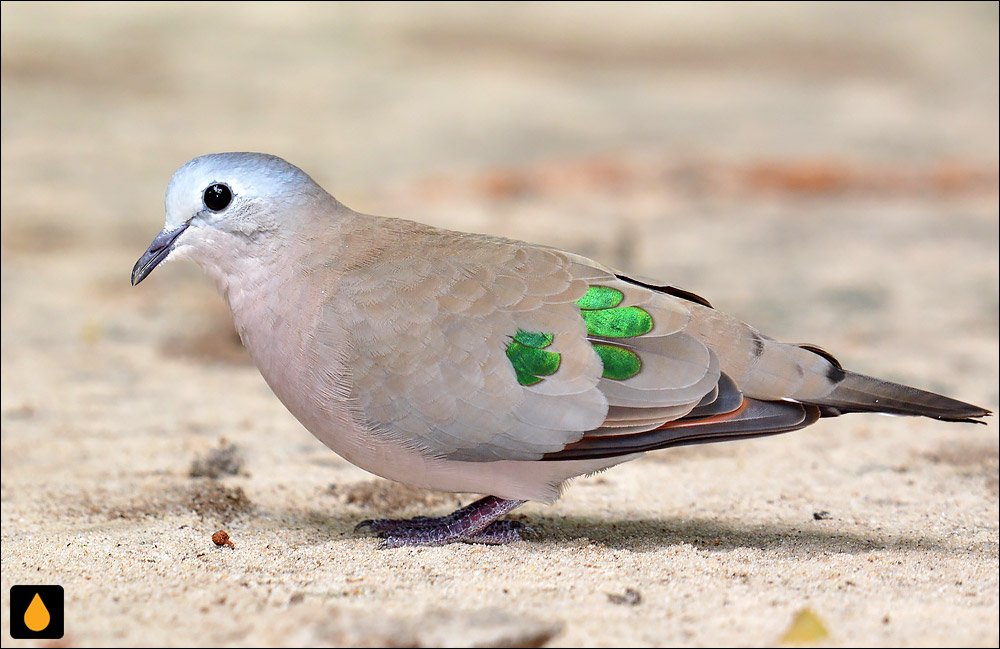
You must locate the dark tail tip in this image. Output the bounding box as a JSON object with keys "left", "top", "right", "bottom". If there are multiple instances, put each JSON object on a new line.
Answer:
{"left": 811, "top": 372, "right": 991, "bottom": 424}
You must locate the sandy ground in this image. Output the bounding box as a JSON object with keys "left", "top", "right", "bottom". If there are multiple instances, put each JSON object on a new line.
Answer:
{"left": 1, "top": 3, "right": 998, "bottom": 647}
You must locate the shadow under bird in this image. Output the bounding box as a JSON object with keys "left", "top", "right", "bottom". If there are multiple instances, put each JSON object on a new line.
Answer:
{"left": 132, "top": 153, "right": 990, "bottom": 547}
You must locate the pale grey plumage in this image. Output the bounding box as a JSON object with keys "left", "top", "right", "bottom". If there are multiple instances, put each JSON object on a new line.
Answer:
{"left": 132, "top": 152, "right": 989, "bottom": 546}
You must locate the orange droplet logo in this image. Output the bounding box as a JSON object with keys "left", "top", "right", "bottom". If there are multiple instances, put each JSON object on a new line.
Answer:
{"left": 24, "top": 592, "right": 50, "bottom": 632}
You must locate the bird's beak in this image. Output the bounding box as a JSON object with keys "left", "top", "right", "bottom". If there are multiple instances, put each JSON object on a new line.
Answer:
{"left": 131, "top": 225, "right": 188, "bottom": 286}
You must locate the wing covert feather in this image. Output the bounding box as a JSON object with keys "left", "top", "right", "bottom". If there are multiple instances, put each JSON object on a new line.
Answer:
{"left": 333, "top": 223, "right": 724, "bottom": 462}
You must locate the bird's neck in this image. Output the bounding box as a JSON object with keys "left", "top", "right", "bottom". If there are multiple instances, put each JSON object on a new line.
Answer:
{"left": 191, "top": 218, "right": 364, "bottom": 459}
{"left": 187, "top": 231, "right": 286, "bottom": 317}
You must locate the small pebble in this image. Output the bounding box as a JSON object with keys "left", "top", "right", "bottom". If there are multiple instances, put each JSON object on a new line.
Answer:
{"left": 212, "top": 530, "right": 235, "bottom": 549}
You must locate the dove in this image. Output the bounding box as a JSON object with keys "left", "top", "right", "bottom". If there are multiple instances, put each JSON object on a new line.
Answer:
{"left": 132, "top": 152, "right": 990, "bottom": 547}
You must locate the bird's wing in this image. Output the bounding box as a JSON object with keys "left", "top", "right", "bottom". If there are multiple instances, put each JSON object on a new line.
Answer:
{"left": 333, "top": 223, "right": 836, "bottom": 462}
{"left": 337, "top": 230, "right": 611, "bottom": 461}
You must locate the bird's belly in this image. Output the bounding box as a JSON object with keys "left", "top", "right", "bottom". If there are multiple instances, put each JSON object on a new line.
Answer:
{"left": 264, "top": 366, "right": 632, "bottom": 502}
{"left": 253, "top": 333, "right": 632, "bottom": 502}
{"left": 301, "top": 415, "right": 638, "bottom": 504}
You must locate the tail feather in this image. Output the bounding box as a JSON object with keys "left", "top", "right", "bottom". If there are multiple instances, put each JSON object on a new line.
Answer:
{"left": 810, "top": 371, "right": 991, "bottom": 424}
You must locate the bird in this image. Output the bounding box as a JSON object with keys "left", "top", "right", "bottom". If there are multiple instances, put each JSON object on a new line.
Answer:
{"left": 132, "top": 152, "right": 990, "bottom": 547}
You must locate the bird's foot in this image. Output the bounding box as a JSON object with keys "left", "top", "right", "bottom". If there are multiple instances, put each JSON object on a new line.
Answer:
{"left": 354, "top": 495, "right": 528, "bottom": 548}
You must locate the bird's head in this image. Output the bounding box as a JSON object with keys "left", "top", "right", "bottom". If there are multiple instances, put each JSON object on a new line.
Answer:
{"left": 131, "top": 152, "right": 328, "bottom": 286}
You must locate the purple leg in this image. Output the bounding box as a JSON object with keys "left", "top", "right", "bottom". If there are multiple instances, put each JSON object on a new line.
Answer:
{"left": 465, "top": 520, "right": 529, "bottom": 545}
{"left": 355, "top": 496, "right": 528, "bottom": 548}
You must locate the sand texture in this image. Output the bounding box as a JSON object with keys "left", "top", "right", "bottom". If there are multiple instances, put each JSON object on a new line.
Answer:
{"left": 2, "top": 3, "right": 997, "bottom": 647}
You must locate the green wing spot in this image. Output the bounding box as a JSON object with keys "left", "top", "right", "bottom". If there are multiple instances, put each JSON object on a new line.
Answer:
{"left": 593, "top": 343, "right": 642, "bottom": 380}
{"left": 506, "top": 337, "right": 561, "bottom": 386}
{"left": 514, "top": 369, "right": 543, "bottom": 386}
{"left": 507, "top": 341, "right": 561, "bottom": 375}
{"left": 513, "top": 329, "right": 554, "bottom": 348}
{"left": 581, "top": 306, "right": 653, "bottom": 338}
{"left": 576, "top": 285, "right": 624, "bottom": 310}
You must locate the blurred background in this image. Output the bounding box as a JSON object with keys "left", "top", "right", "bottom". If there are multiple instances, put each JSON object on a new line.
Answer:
{"left": 2, "top": 2, "right": 997, "bottom": 647}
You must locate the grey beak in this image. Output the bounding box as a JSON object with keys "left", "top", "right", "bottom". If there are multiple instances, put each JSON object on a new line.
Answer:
{"left": 131, "top": 225, "right": 188, "bottom": 286}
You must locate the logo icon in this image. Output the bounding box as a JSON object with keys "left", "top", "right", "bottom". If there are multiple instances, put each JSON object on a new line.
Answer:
{"left": 9, "top": 585, "right": 64, "bottom": 639}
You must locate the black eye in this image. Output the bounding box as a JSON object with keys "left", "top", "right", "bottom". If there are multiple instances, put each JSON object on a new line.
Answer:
{"left": 203, "top": 183, "right": 232, "bottom": 211}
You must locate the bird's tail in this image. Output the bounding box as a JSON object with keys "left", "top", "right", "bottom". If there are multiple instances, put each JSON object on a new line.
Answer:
{"left": 808, "top": 371, "right": 990, "bottom": 423}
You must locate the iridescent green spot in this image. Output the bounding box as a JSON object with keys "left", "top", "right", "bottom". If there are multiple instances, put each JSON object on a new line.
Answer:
{"left": 507, "top": 341, "right": 560, "bottom": 375}
{"left": 581, "top": 306, "right": 653, "bottom": 338}
{"left": 576, "top": 285, "right": 624, "bottom": 310}
{"left": 513, "top": 329, "right": 554, "bottom": 348}
{"left": 514, "top": 369, "right": 543, "bottom": 386}
{"left": 593, "top": 343, "right": 642, "bottom": 380}
{"left": 506, "top": 334, "right": 560, "bottom": 386}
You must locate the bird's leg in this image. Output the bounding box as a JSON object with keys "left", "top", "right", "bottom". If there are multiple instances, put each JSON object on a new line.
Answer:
{"left": 355, "top": 495, "right": 528, "bottom": 548}
{"left": 463, "top": 519, "right": 528, "bottom": 545}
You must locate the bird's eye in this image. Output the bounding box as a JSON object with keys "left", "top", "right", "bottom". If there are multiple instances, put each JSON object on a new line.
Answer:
{"left": 203, "top": 183, "right": 233, "bottom": 211}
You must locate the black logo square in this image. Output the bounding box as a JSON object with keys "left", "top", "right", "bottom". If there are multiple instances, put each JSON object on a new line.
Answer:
{"left": 9, "top": 585, "right": 64, "bottom": 639}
